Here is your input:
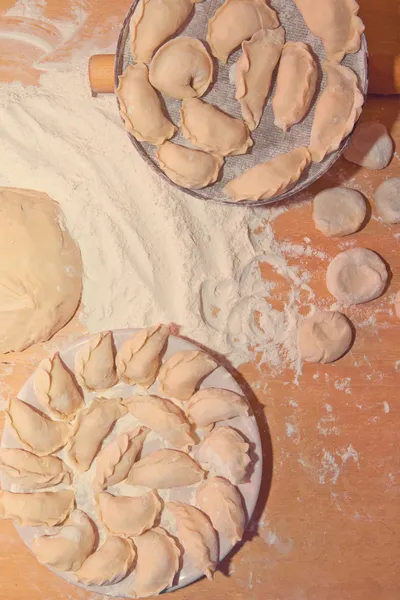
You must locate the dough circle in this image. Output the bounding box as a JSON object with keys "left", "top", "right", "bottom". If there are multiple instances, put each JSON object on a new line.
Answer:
{"left": 374, "top": 178, "right": 400, "bottom": 224}
{"left": 0, "top": 187, "right": 82, "bottom": 353}
{"left": 313, "top": 187, "right": 367, "bottom": 237}
{"left": 326, "top": 248, "right": 388, "bottom": 305}
{"left": 344, "top": 122, "right": 394, "bottom": 170}
{"left": 299, "top": 310, "right": 352, "bottom": 364}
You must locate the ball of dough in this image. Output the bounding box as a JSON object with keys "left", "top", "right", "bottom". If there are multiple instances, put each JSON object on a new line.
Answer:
{"left": 0, "top": 187, "right": 82, "bottom": 353}
{"left": 299, "top": 310, "right": 352, "bottom": 364}
{"left": 326, "top": 248, "right": 388, "bottom": 305}
{"left": 374, "top": 178, "right": 400, "bottom": 224}
{"left": 344, "top": 122, "right": 394, "bottom": 170}
{"left": 313, "top": 187, "right": 367, "bottom": 237}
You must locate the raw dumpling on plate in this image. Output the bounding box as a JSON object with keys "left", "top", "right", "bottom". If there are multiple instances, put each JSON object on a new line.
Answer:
{"left": 0, "top": 448, "right": 71, "bottom": 490}
{"left": 0, "top": 489, "right": 75, "bottom": 527}
{"left": 197, "top": 426, "right": 250, "bottom": 484}
{"left": 185, "top": 387, "right": 249, "bottom": 428}
{"left": 158, "top": 350, "right": 218, "bottom": 401}
{"left": 32, "top": 509, "right": 96, "bottom": 572}
{"left": 156, "top": 141, "right": 223, "bottom": 190}
{"left": 35, "top": 353, "right": 83, "bottom": 420}
{"left": 75, "top": 331, "right": 118, "bottom": 392}
{"left": 127, "top": 448, "right": 205, "bottom": 488}
{"left": 96, "top": 490, "right": 162, "bottom": 537}
{"left": 75, "top": 536, "right": 136, "bottom": 586}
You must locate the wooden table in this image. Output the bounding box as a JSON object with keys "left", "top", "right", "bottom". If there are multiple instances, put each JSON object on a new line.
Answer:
{"left": 0, "top": 1, "right": 399, "bottom": 599}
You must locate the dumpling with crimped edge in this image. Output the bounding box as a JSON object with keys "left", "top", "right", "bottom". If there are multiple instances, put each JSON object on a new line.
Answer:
{"left": 156, "top": 142, "right": 223, "bottom": 191}
{"left": 67, "top": 397, "right": 127, "bottom": 472}
{"left": 186, "top": 387, "right": 249, "bottom": 429}
{"left": 96, "top": 491, "right": 162, "bottom": 537}
{"left": 180, "top": 98, "right": 252, "bottom": 157}
{"left": 75, "top": 536, "right": 135, "bottom": 586}
{"left": 34, "top": 352, "right": 83, "bottom": 420}
{"left": 75, "top": 331, "right": 117, "bottom": 392}
{"left": 167, "top": 501, "right": 218, "bottom": 580}
{"left": 0, "top": 448, "right": 71, "bottom": 490}
{"left": 196, "top": 477, "right": 246, "bottom": 545}
{"left": 235, "top": 27, "right": 285, "bottom": 131}
{"left": 207, "top": 0, "right": 279, "bottom": 63}
{"left": 132, "top": 527, "right": 181, "bottom": 598}
{"left": 272, "top": 42, "right": 318, "bottom": 132}
{"left": 6, "top": 397, "right": 70, "bottom": 456}
{"left": 224, "top": 146, "right": 312, "bottom": 202}
{"left": 0, "top": 489, "right": 74, "bottom": 527}
{"left": 32, "top": 509, "right": 96, "bottom": 572}
{"left": 158, "top": 349, "right": 218, "bottom": 401}
{"left": 117, "top": 64, "right": 176, "bottom": 146}
{"left": 149, "top": 37, "right": 214, "bottom": 100}
{"left": 123, "top": 395, "right": 195, "bottom": 451}
{"left": 116, "top": 324, "right": 169, "bottom": 388}
{"left": 197, "top": 426, "right": 251, "bottom": 484}
{"left": 127, "top": 449, "right": 205, "bottom": 488}
{"left": 309, "top": 63, "right": 364, "bottom": 163}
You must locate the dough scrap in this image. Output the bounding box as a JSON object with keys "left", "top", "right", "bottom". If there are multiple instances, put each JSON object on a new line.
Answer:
{"left": 0, "top": 187, "right": 82, "bottom": 354}
{"left": 235, "top": 27, "right": 285, "bottom": 131}
{"left": 75, "top": 536, "right": 135, "bottom": 586}
{"left": 155, "top": 141, "right": 223, "bottom": 190}
{"left": 117, "top": 64, "right": 176, "bottom": 146}
{"left": 167, "top": 501, "right": 218, "bottom": 580}
{"left": 127, "top": 448, "right": 205, "bottom": 488}
{"left": 273, "top": 41, "right": 317, "bottom": 132}
{"left": 344, "top": 122, "right": 394, "bottom": 170}
{"left": 186, "top": 387, "right": 249, "bottom": 428}
{"left": 158, "top": 349, "right": 218, "bottom": 401}
{"left": 180, "top": 98, "right": 253, "bottom": 157}
{"left": 32, "top": 509, "right": 96, "bottom": 572}
{"left": 0, "top": 448, "right": 71, "bottom": 490}
{"left": 196, "top": 476, "right": 245, "bottom": 545}
{"left": 198, "top": 426, "right": 250, "bottom": 484}
{"left": 374, "top": 178, "right": 400, "bottom": 224}
{"left": 0, "top": 489, "right": 74, "bottom": 527}
{"left": 326, "top": 248, "right": 388, "bottom": 305}
{"left": 75, "top": 331, "right": 117, "bottom": 392}
{"left": 207, "top": 0, "right": 279, "bottom": 63}
{"left": 96, "top": 490, "right": 162, "bottom": 537}
{"left": 313, "top": 187, "right": 367, "bottom": 237}
{"left": 298, "top": 310, "right": 353, "bottom": 363}
{"left": 35, "top": 353, "right": 83, "bottom": 420}
{"left": 149, "top": 37, "right": 213, "bottom": 100}
{"left": 224, "top": 146, "right": 311, "bottom": 202}
{"left": 310, "top": 63, "right": 364, "bottom": 163}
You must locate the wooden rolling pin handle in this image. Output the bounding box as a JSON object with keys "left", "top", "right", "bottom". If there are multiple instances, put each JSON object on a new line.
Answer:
{"left": 368, "top": 53, "right": 400, "bottom": 95}
{"left": 88, "top": 54, "right": 116, "bottom": 95}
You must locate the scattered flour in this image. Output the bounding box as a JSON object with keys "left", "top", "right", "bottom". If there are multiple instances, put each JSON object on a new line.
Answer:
{"left": 383, "top": 401, "right": 390, "bottom": 414}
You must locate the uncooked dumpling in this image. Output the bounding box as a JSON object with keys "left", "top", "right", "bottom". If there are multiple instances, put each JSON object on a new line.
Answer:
{"left": 158, "top": 350, "right": 218, "bottom": 401}
{"left": 326, "top": 248, "right": 388, "bottom": 305}
{"left": 6, "top": 397, "right": 70, "bottom": 456}
{"left": 123, "top": 395, "right": 195, "bottom": 451}
{"left": 186, "top": 388, "right": 249, "bottom": 428}
{"left": 294, "top": 0, "right": 365, "bottom": 62}
{"left": 75, "top": 536, "right": 135, "bottom": 586}
{"left": 35, "top": 353, "right": 83, "bottom": 420}
{"left": 96, "top": 491, "right": 162, "bottom": 537}
{"left": 298, "top": 310, "right": 353, "bottom": 363}
{"left": 149, "top": 37, "right": 213, "bottom": 100}
{"left": 130, "top": 0, "right": 201, "bottom": 64}
{"left": 344, "top": 122, "right": 394, "bottom": 170}
{"left": 0, "top": 489, "right": 74, "bottom": 527}
{"left": 196, "top": 477, "right": 245, "bottom": 545}
{"left": 167, "top": 501, "right": 218, "bottom": 579}
{"left": 309, "top": 63, "right": 364, "bottom": 163}
{"left": 374, "top": 178, "right": 400, "bottom": 224}
{"left": 75, "top": 331, "right": 117, "bottom": 391}
{"left": 67, "top": 398, "right": 127, "bottom": 472}
{"left": 180, "top": 98, "right": 252, "bottom": 157}
{"left": 117, "top": 64, "right": 176, "bottom": 145}
{"left": 198, "top": 426, "right": 250, "bottom": 484}
{"left": 116, "top": 324, "right": 169, "bottom": 388}
{"left": 93, "top": 427, "right": 149, "bottom": 491}
{"left": 235, "top": 27, "right": 285, "bottom": 131}
{"left": 273, "top": 42, "right": 317, "bottom": 132}
{"left": 32, "top": 509, "right": 95, "bottom": 572}
{"left": 128, "top": 449, "right": 205, "bottom": 488}
{"left": 224, "top": 146, "right": 311, "bottom": 202}
{"left": 132, "top": 527, "right": 181, "bottom": 598}
{"left": 156, "top": 141, "right": 223, "bottom": 190}
{"left": 207, "top": 0, "right": 279, "bottom": 63}
{"left": 0, "top": 448, "right": 71, "bottom": 490}
{"left": 313, "top": 187, "right": 367, "bottom": 237}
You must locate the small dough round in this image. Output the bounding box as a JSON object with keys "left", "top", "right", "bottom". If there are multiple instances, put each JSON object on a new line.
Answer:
{"left": 299, "top": 310, "right": 352, "bottom": 363}
{"left": 0, "top": 187, "right": 82, "bottom": 353}
{"left": 313, "top": 187, "right": 367, "bottom": 237}
{"left": 374, "top": 178, "right": 400, "bottom": 224}
{"left": 344, "top": 122, "right": 394, "bottom": 170}
{"left": 326, "top": 248, "right": 388, "bottom": 305}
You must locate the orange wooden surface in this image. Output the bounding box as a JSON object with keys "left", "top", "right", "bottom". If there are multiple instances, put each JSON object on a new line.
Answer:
{"left": 0, "top": 1, "right": 399, "bottom": 600}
